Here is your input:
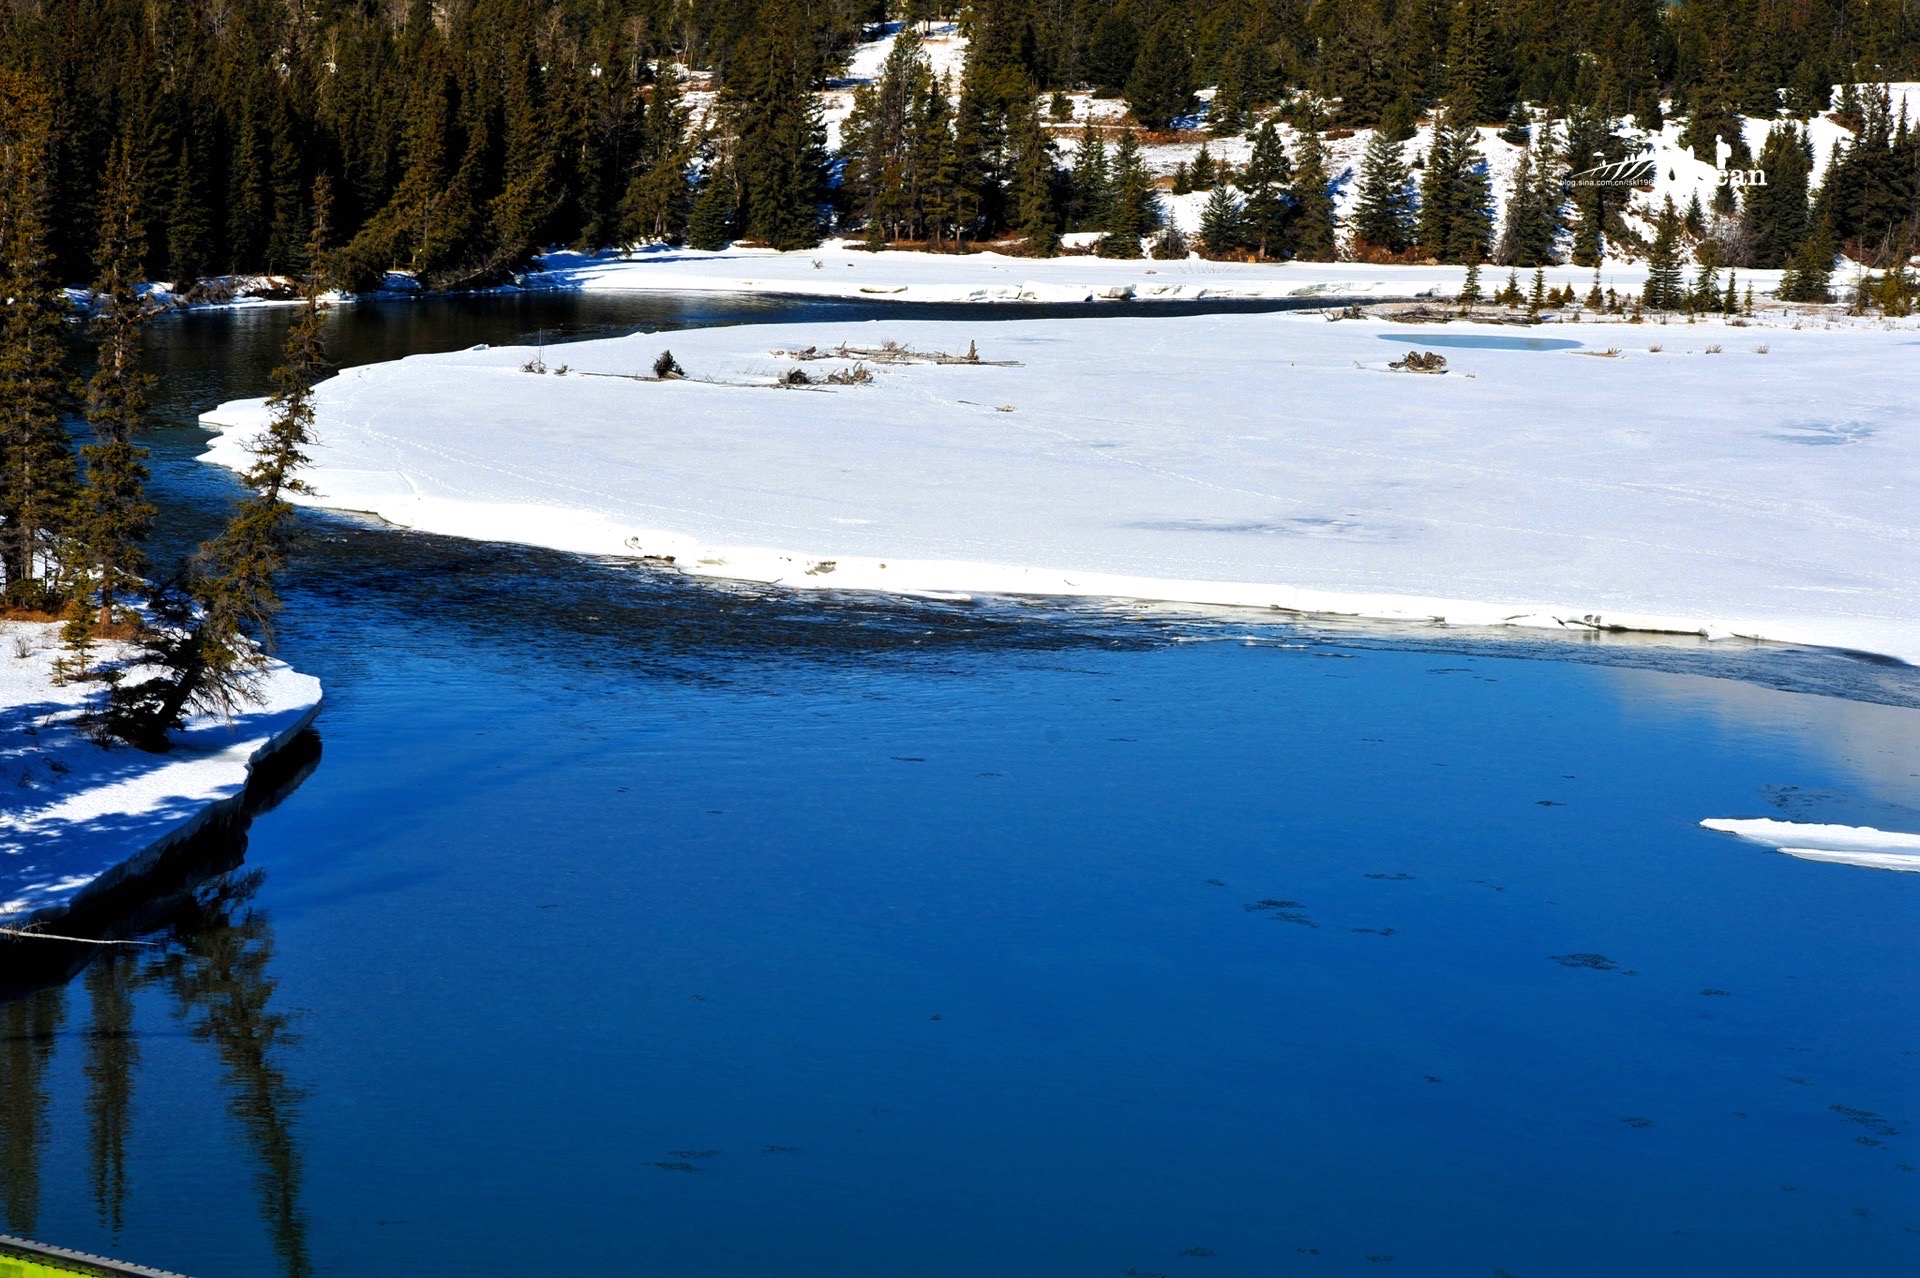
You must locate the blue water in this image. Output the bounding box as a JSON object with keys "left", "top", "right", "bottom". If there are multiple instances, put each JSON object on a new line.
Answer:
{"left": 3, "top": 297, "right": 1916, "bottom": 1277}
{"left": 1378, "top": 332, "right": 1584, "bottom": 351}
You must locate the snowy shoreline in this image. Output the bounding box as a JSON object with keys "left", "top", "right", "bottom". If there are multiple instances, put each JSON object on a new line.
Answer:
{"left": 520, "top": 241, "right": 1787, "bottom": 309}
{"left": 1, "top": 622, "right": 323, "bottom": 928}
{"left": 198, "top": 302, "right": 1917, "bottom": 666}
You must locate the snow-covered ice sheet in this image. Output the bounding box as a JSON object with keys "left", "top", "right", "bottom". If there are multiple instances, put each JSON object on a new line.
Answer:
{"left": 2, "top": 621, "right": 323, "bottom": 922}
{"left": 200, "top": 309, "right": 1918, "bottom": 662}
{"left": 1701, "top": 818, "right": 1920, "bottom": 872}
{"left": 526, "top": 241, "right": 1730, "bottom": 306}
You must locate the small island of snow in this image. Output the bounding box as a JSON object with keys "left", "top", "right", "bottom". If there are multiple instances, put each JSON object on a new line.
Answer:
{"left": 200, "top": 305, "right": 1917, "bottom": 664}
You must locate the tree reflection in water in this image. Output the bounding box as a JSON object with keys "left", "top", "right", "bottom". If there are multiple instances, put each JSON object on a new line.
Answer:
{"left": 0, "top": 861, "right": 310, "bottom": 1278}
{"left": 84, "top": 953, "right": 139, "bottom": 1235}
{"left": 151, "top": 868, "right": 312, "bottom": 1278}
{"left": 0, "top": 986, "right": 64, "bottom": 1238}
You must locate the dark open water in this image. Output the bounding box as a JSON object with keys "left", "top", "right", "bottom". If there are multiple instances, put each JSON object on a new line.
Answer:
{"left": 2, "top": 293, "right": 1916, "bottom": 1277}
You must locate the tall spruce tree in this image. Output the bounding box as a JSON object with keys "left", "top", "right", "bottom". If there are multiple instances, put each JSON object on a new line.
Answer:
{"left": 1642, "top": 196, "right": 1686, "bottom": 309}
{"left": 1065, "top": 123, "right": 1111, "bottom": 233}
{"left": 1494, "top": 131, "right": 1561, "bottom": 265}
{"left": 1125, "top": 14, "right": 1196, "bottom": 131}
{"left": 1200, "top": 185, "right": 1243, "bottom": 257}
{"left": 619, "top": 68, "right": 694, "bottom": 245}
{"left": 724, "top": 1, "right": 828, "bottom": 250}
{"left": 1009, "top": 102, "right": 1061, "bottom": 256}
{"left": 1352, "top": 129, "right": 1416, "bottom": 253}
{"left": 1289, "top": 126, "right": 1340, "bottom": 261}
{"left": 1098, "top": 127, "right": 1158, "bottom": 257}
{"left": 1239, "top": 121, "right": 1292, "bottom": 259}
{"left": 1417, "top": 108, "right": 1493, "bottom": 263}
{"left": 67, "top": 140, "right": 156, "bottom": 662}
{"left": 0, "top": 70, "right": 75, "bottom": 608}
{"left": 113, "top": 184, "right": 334, "bottom": 748}
{"left": 1745, "top": 123, "right": 1814, "bottom": 268}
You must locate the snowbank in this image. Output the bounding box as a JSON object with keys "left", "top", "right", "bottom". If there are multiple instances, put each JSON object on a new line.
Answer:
{"left": 199, "top": 308, "right": 1917, "bottom": 664}
{"left": 1701, "top": 818, "right": 1920, "bottom": 872}
{"left": 1, "top": 622, "right": 323, "bottom": 924}
{"left": 528, "top": 240, "right": 1735, "bottom": 305}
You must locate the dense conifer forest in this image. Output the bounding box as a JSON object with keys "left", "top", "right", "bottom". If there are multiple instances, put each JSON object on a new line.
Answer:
{"left": 0, "top": 0, "right": 1913, "bottom": 287}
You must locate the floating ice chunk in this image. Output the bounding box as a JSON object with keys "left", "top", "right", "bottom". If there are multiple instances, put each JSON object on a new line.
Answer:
{"left": 1700, "top": 818, "right": 1920, "bottom": 873}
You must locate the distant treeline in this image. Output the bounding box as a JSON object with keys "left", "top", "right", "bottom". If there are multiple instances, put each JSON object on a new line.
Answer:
{"left": 1, "top": 0, "right": 1918, "bottom": 286}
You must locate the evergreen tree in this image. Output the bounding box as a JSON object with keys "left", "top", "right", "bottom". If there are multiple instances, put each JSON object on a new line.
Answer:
{"left": 1126, "top": 14, "right": 1196, "bottom": 132}
{"left": 1009, "top": 103, "right": 1060, "bottom": 255}
{"left": 1238, "top": 122, "right": 1292, "bottom": 259}
{"left": 165, "top": 140, "right": 213, "bottom": 289}
{"left": 1352, "top": 129, "right": 1415, "bottom": 253}
{"left": 1098, "top": 127, "right": 1158, "bottom": 257}
{"left": 620, "top": 68, "right": 694, "bottom": 246}
{"left": 1289, "top": 126, "right": 1339, "bottom": 261}
{"left": 1065, "top": 123, "right": 1111, "bottom": 233}
{"left": 0, "top": 70, "right": 75, "bottom": 608}
{"left": 1417, "top": 108, "right": 1493, "bottom": 263}
{"left": 113, "top": 184, "right": 334, "bottom": 748}
{"left": 1086, "top": 12, "right": 1141, "bottom": 91}
{"left": 1691, "top": 240, "right": 1722, "bottom": 310}
{"left": 1499, "top": 101, "right": 1532, "bottom": 146}
{"left": 687, "top": 163, "right": 738, "bottom": 251}
{"left": 1200, "top": 185, "right": 1243, "bottom": 257}
{"left": 1744, "top": 123, "right": 1814, "bottom": 268}
{"left": 725, "top": 1, "right": 828, "bottom": 250}
{"left": 1642, "top": 196, "right": 1686, "bottom": 309}
{"left": 1776, "top": 218, "right": 1835, "bottom": 302}
{"left": 1494, "top": 132, "right": 1561, "bottom": 266}
{"left": 1444, "top": 0, "right": 1501, "bottom": 121}
{"left": 68, "top": 140, "right": 155, "bottom": 659}
{"left": 1190, "top": 143, "right": 1217, "bottom": 190}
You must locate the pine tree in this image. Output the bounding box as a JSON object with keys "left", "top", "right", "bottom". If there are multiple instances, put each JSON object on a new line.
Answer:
{"left": 112, "top": 183, "right": 334, "bottom": 748}
{"left": 1642, "top": 196, "right": 1685, "bottom": 309}
{"left": 165, "top": 140, "right": 212, "bottom": 289}
{"left": 1444, "top": 0, "right": 1499, "bottom": 121}
{"left": 1745, "top": 124, "right": 1813, "bottom": 268}
{"left": 1200, "top": 185, "right": 1243, "bottom": 257}
{"left": 1125, "top": 14, "right": 1195, "bottom": 132}
{"left": 620, "top": 67, "right": 694, "bottom": 246}
{"left": 1494, "top": 133, "right": 1561, "bottom": 266}
{"left": 1238, "top": 122, "right": 1292, "bottom": 259}
{"left": 67, "top": 139, "right": 155, "bottom": 663}
{"left": 1352, "top": 129, "right": 1415, "bottom": 253}
{"left": 1691, "top": 240, "right": 1722, "bottom": 311}
{"left": 1289, "top": 126, "right": 1339, "bottom": 261}
{"left": 1190, "top": 143, "right": 1217, "bottom": 190}
{"left": 1009, "top": 103, "right": 1060, "bottom": 256}
{"left": 725, "top": 1, "right": 827, "bottom": 251}
{"left": 1417, "top": 109, "right": 1492, "bottom": 263}
{"left": 1065, "top": 123, "right": 1111, "bottom": 233}
{"left": 1098, "top": 127, "right": 1158, "bottom": 257}
{"left": 1499, "top": 101, "right": 1531, "bottom": 146}
{"left": 1459, "top": 256, "right": 1482, "bottom": 304}
{"left": 1776, "top": 218, "right": 1835, "bottom": 302}
{"left": 687, "top": 163, "right": 738, "bottom": 251}
{"left": 0, "top": 70, "right": 76, "bottom": 609}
